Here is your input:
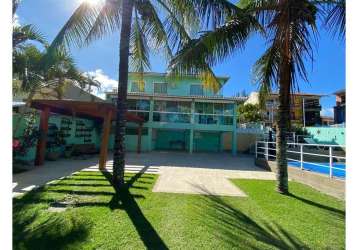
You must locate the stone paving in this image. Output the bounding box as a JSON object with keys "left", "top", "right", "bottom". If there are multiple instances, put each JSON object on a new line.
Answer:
{"left": 13, "top": 152, "right": 276, "bottom": 197}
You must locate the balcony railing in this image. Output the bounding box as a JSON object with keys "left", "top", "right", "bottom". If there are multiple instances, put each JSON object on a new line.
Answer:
{"left": 153, "top": 112, "right": 191, "bottom": 123}
{"left": 194, "top": 114, "right": 233, "bottom": 125}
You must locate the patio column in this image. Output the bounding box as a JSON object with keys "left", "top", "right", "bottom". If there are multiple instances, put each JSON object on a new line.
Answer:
{"left": 99, "top": 110, "right": 113, "bottom": 170}
{"left": 35, "top": 107, "right": 50, "bottom": 166}
{"left": 189, "top": 129, "right": 194, "bottom": 154}
{"left": 137, "top": 123, "right": 143, "bottom": 154}
{"left": 232, "top": 103, "right": 237, "bottom": 156}
{"left": 189, "top": 100, "right": 195, "bottom": 154}
{"left": 147, "top": 98, "right": 154, "bottom": 151}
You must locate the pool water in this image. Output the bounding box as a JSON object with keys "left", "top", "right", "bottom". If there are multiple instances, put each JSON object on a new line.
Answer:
{"left": 288, "top": 161, "right": 346, "bottom": 178}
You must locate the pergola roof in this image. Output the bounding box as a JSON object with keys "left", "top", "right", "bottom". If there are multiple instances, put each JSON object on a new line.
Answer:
{"left": 31, "top": 99, "right": 144, "bottom": 123}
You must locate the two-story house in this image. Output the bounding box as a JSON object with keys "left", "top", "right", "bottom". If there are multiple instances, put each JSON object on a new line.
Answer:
{"left": 105, "top": 72, "right": 245, "bottom": 154}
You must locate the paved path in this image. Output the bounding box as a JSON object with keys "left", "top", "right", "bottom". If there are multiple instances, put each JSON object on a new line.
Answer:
{"left": 13, "top": 152, "right": 276, "bottom": 197}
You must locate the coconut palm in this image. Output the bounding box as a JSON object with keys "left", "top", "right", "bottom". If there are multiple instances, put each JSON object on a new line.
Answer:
{"left": 13, "top": 0, "right": 47, "bottom": 48}
{"left": 170, "top": 0, "right": 345, "bottom": 194}
{"left": 48, "top": 0, "right": 238, "bottom": 187}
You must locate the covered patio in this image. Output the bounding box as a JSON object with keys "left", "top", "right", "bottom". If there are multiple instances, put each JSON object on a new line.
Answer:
{"left": 30, "top": 99, "right": 144, "bottom": 169}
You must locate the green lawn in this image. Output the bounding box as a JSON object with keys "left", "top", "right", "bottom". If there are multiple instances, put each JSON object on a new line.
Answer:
{"left": 13, "top": 171, "right": 345, "bottom": 250}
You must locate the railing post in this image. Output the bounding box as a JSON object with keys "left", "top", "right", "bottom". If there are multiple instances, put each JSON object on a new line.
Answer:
{"left": 265, "top": 142, "right": 269, "bottom": 160}
{"left": 300, "top": 144, "right": 303, "bottom": 170}
{"left": 329, "top": 147, "right": 333, "bottom": 178}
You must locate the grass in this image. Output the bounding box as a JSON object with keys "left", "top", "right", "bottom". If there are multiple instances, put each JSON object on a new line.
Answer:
{"left": 13, "top": 171, "right": 345, "bottom": 250}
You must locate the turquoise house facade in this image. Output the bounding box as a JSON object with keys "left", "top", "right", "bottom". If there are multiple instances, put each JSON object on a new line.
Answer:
{"left": 106, "top": 72, "right": 244, "bottom": 155}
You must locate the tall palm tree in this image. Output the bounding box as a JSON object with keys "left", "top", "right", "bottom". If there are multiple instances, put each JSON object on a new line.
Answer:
{"left": 170, "top": 0, "right": 345, "bottom": 194}
{"left": 48, "top": 0, "right": 233, "bottom": 187}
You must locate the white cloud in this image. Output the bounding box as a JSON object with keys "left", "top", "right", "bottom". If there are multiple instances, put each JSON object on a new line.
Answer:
{"left": 84, "top": 69, "right": 117, "bottom": 99}
{"left": 13, "top": 14, "right": 20, "bottom": 27}
{"left": 320, "top": 108, "right": 334, "bottom": 117}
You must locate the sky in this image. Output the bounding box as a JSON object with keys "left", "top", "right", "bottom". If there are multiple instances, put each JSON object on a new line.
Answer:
{"left": 15, "top": 0, "right": 346, "bottom": 117}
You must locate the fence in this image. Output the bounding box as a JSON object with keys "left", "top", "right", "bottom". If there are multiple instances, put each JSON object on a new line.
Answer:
{"left": 255, "top": 141, "right": 346, "bottom": 178}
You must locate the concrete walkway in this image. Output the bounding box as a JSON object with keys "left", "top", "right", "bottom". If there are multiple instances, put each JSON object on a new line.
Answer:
{"left": 13, "top": 152, "right": 276, "bottom": 197}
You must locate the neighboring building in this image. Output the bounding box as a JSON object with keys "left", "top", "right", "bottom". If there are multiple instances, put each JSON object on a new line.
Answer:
{"left": 333, "top": 89, "right": 345, "bottom": 124}
{"left": 245, "top": 92, "right": 323, "bottom": 127}
{"left": 105, "top": 72, "right": 246, "bottom": 154}
{"left": 13, "top": 82, "right": 104, "bottom": 104}
{"left": 321, "top": 116, "right": 334, "bottom": 126}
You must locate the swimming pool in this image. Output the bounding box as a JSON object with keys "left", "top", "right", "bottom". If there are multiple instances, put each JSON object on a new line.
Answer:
{"left": 288, "top": 161, "right": 346, "bottom": 178}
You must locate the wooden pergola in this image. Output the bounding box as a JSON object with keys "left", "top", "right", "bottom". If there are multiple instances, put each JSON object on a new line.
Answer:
{"left": 30, "top": 99, "right": 144, "bottom": 170}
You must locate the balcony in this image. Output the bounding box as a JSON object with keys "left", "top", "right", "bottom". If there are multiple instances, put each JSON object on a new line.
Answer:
{"left": 153, "top": 112, "right": 191, "bottom": 123}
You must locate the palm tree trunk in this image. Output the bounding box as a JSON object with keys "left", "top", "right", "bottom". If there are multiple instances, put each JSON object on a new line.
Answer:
{"left": 112, "top": 0, "right": 134, "bottom": 187}
{"left": 276, "top": 52, "right": 291, "bottom": 194}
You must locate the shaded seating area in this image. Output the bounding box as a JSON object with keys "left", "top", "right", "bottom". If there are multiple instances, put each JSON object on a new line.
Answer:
{"left": 30, "top": 99, "right": 144, "bottom": 169}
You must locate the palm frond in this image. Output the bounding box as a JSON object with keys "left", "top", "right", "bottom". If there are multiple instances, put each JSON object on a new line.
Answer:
{"left": 323, "top": 0, "right": 345, "bottom": 39}
{"left": 189, "top": 0, "right": 242, "bottom": 28}
{"left": 253, "top": 44, "right": 279, "bottom": 108}
{"left": 134, "top": 0, "right": 173, "bottom": 60}
{"left": 129, "top": 11, "right": 150, "bottom": 90}
{"left": 13, "top": 24, "right": 47, "bottom": 47}
{"left": 49, "top": 2, "right": 100, "bottom": 51}
{"left": 170, "top": 11, "right": 261, "bottom": 91}
{"left": 84, "top": 0, "right": 122, "bottom": 45}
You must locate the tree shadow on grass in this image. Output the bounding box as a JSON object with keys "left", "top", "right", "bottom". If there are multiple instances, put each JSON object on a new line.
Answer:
{"left": 288, "top": 193, "right": 345, "bottom": 217}
{"left": 193, "top": 185, "right": 309, "bottom": 250}
{"left": 13, "top": 168, "right": 165, "bottom": 250}
{"left": 13, "top": 203, "right": 92, "bottom": 250}
{"left": 100, "top": 167, "right": 169, "bottom": 250}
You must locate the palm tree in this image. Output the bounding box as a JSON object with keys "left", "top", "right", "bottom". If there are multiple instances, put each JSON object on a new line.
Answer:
{"left": 170, "top": 0, "right": 345, "bottom": 194}
{"left": 48, "top": 0, "right": 230, "bottom": 187}
{"left": 13, "top": 45, "right": 98, "bottom": 133}
{"left": 13, "top": 0, "right": 47, "bottom": 48}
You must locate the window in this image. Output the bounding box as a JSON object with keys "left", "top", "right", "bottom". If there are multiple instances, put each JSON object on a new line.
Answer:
{"left": 127, "top": 99, "right": 150, "bottom": 111}
{"left": 154, "top": 101, "right": 190, "bottom": 113}
{"left": 154, "top": 82, "right": 168, "bottom": 94}
{"left": 190, "top": 85, "right": 204, "bottom": 96}
{"left": 130, "top": 82, "right": 144, "bottom": 92}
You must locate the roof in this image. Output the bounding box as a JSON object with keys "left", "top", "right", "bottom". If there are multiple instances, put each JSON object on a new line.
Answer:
{"left": 13, "top": 101, "right": 26, "bottom": 107}
{"left": 124, "top": 92, "right": 247, "bottom": 103}
{"left": 333, "top": 89, "right": 345, "bottom": 95}
{"left": 128, "top": 71, "right": 230, "bottom": 82}
{"left": 14, "top": 83, "right": 104, "bottom": 103}
{"left": 30, "top": 99, "right": 144, "bottom": 123}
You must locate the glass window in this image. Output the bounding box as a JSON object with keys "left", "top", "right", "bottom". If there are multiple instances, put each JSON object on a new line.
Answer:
{"left": 223, "top": 104, "right": 234, "bottom": 115}
{"left": 195, "top": 102, "right": 204, "bottom": 113}
{"left": 203, "top": 103, "right": 213, "bottom": 114}
{"left": 127, "top": 99, "right": 137, "bottom": 110}
{"left": 154, "top": 100, "right": 166, "bottom": 111}
{"left": 190, "top": 85, "right": 204, "bottom": 95}
{"left": 178, "top": 102, "right": 191, "bottom": 113}
{"left": 154, "top": 82, "right": 168, "bottom": 94}
{"left": 214, "top": 103, "right": 223, "bottom": 114}
{"left": 137, "top": 100, "right": 150, "bottom": 111}
{"left": 131, "top": 82, "right": 144, "bottom": 92}
{"left": 127, "top": 99, "right": 150, "bottom": 111}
